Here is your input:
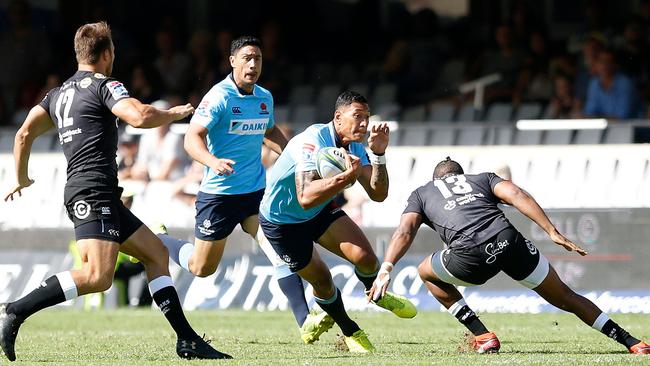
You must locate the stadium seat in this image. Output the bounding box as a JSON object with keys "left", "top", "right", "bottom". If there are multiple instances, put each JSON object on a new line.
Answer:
{"left": 401, "top": 105, "right": 426, "bottom": 122}
{"left": 603, "top": 125, "right": 634, "bottom": 144}
{"left": 485, "top": 103, "right": 513, "bottom": 122}
{"left": 289, "top": 85, "right": 315, "bottom": 107}
{"left": 400, "top": 125, "right": 432, "bottom": 146}
{"left": 574, "top": 129, "right": 603, "bottom": 144}
{"left": 375, "top": 103, "right": 400, "bottom": 121}
{"left": 515, "top": 103, "right": 543, "bottom": 120}
{"left": 315, "top": 84, "right": 341, "bottom": 122}
{"left": 456, "top": 126, "right": 486, "bottom": 145}
{"left": 514, "top": 130, "right": 543, "bottom": 145}
{"left": 456, "top": 104, "right": 476, "bottom": 122}
{"left": 427, "top": 102, "right": 456, "bottom": 122}
{"left": 290, "top": 105, "right": 317, "bottom": 124}
{"left": 432, "top": 59, "right": 465, "bottom": 97}
{"left": 429, "top": 126, "right": 456, "bottom": 146}
{"left": 543, "top": 130, "right": 573, "bottom": 145}
{"left": 490, "top": 126, "right": 515, "bottom": 145}
{"left": 371, "top": 84, "right": 397, "bottom": 107}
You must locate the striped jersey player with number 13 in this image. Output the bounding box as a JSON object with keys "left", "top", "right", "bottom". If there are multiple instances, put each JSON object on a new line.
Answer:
{"left": 259, "top": 91, "right": 417, "bottom": 353}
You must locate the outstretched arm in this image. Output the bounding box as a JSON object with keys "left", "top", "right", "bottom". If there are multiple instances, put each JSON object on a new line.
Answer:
{"left": 493, "top": 180, "right": 587, "bottom": 255}
{"left": 4, "top": 106, "right": 53, "bottom": 201}
{"left": 368, "top": 212, "right": 422, "bottom": 300}
{"left": 111, "top": 98, "right": 194, "bottom": 129}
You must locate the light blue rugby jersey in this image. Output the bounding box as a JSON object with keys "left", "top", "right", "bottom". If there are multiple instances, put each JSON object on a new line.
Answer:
{"left": 191, "top": 75, "right": 274, "bottom": 195}
{"left": 260, "top": 123, "right": 370, "bottom": 224}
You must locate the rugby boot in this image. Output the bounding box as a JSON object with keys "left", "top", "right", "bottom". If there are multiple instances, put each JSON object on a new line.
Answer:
{"left": 300, "top": 311, "right": 335, "bottom": 344}
{"left": 344, "top": 329, "right": 375, "bottom": 353}
{"left": 0, "top": 303, "right": 23, "bottom": 362}
{"left": 629, "top": 340, "right": 650, "bottom": 354}
{"left": 176, "top": 334, "right": 232, "bottom": 359}
{"left": 473, "top": 332, "right": 500, "bottom": 354}
{"left": 370, "top": 291, "right": 417, "bottom": 318}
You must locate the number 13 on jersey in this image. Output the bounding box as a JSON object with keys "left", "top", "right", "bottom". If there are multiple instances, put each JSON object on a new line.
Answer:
{"left": 434, "top": 175, "right": 473, "bottom": 198}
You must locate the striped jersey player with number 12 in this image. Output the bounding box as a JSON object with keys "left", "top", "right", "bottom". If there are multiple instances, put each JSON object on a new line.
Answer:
{"left": 259, "top": 91, "right": 417, "bottom": 353}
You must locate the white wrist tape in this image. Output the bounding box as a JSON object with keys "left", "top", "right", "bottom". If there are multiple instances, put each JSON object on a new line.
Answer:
{"left": 368, "top": 152, "right": 386, "bottom": 165}
{"left": 379, "top": 261, "right": 394, "bottom": 274}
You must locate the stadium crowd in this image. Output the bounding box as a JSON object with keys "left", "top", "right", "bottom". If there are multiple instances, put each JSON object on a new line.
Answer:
{"left": 1, "top": 0, "right": 650, "bottom": 128}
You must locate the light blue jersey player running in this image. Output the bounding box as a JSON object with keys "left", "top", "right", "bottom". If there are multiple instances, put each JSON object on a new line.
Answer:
{"left": 259, "top": 91, "right": 417, "bottom": 353}
{"left": 158, "top": 36, "right": 333, "bottom": 343}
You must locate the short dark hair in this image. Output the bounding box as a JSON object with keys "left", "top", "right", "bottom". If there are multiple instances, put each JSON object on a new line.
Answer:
{"left": 74, "top": 21, "right": 113, "bottom": 64}
{"left": 335, "top": 90, "right": 368, "bottom": 111}
{"left": 230, "top": 36, "right": 262, "bottom": 55}
{"left": 433, "top": 157, "right": 464, "bottom": 179}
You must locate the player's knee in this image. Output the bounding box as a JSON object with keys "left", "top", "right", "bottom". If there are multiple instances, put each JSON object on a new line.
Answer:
{"left": 417, "top": 258, "right": 433, "bottom": 281}
{"left": 354, "top": 250, "right": 378, "bottom": 272}
{"left": 190, "top": 261, "right": 217, "bottom": 278}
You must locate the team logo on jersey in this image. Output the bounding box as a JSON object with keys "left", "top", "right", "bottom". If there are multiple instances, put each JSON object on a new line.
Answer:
{"left": 94, "top": 73, "right": 106, "bottom": 79}
{"left": 106, "top": 81, "right": 129, "bottom": 100}
{"left": 232, "top": 106, "right": 242, "bottom": 114}
{"left": 259, "top": 102, "right": 269, "bottom": 115}
{"left": 228, "top": 119, "right": 268, "bottom": 135}
{"left": 302, "top": 143, "right": 315, "bottom": 160}
{"left": 79, "top": 77, "right": 92, "bottom": 88}
{"left": 444, "top": 200, "right": 456, "bottom": 210}
{"left": 197, "top": 100, "right": 210, "bottom": 117}
{"left": 73, "top": 200, "right": 91, "bottom": 220}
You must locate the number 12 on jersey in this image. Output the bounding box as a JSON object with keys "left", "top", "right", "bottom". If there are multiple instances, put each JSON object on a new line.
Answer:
{"left": 55, "top": 89, "right": 75, "bottom": 128}
{"left": 434, "top": 175, "right": 473, "bottom": 198}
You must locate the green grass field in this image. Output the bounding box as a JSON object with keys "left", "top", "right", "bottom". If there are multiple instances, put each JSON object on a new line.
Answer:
{"left": 5, "top": 309, "right": 650, "bottom": 365}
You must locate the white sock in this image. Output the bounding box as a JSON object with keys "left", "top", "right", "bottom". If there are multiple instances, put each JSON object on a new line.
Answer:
{"left": 158, "top": 233, "right": 193, "bottom": 272}
{"left": 55, "top": 271, "right": 78, "bottom": 301}
{"left": 591, "top": 312, "right": 610, "bottom": 331}
{"left": 447, "top": 299, "right": 468, "bottom": 317}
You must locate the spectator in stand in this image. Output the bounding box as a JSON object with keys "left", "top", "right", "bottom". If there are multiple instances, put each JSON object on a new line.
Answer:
{"left": 574, "top": 33, "right": 605, "bottom": 110}
{"left": 117, "top": 132, "right": 140, "bottom": 181}
{"left": 131, "top": 99, "right": 189, "bottom": 181}
{"left": 154, "top": 29, "right": 191, "bottom": 95}
{"left": 258, "top": 21, "right": 290, "bottom": 105}
{"left": 0, "top": 0, "right": 52, "bottom": 126}
{"left": 129, "top": 65, "right": 162, "bottom": 105}
{"left": 514, "top": 31, "right": 553, "bottom": 104}
{"left": 583, "top": 49, "right": 644, "bottom": 119}
{"left": 188, "top": 30, "right": 216, "bottom": 97}
{"left": 478, "top": 23, "right": 525, "bottom": 104}
{"left": 213, "top": 29, "right": 234, "bottom": 80}
{"left": 548, "top": 74, "right": 580, "bottom": 119}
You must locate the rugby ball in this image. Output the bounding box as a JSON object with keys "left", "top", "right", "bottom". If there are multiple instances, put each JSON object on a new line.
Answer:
{"left": 316, "top": 147, "right": 347, "bottom": 179}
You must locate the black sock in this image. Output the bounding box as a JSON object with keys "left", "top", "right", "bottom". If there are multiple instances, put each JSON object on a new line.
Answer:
{"left": 315, "top": 288, "right": 360, "bottom": 337}
{"left": 454, "top": 305, "right": 489, "bottom": 336}
{"left": 7, "top": 276, "right": 67, "bottom": 320}
{"left": 151, "top": 285, "right": 198, "bottom": 340}
{"left": 354, "top": 267, "right": 377, "bottom": 291}
{"left": 277, "top": 273, "right": 309, "bottom": 327}
{"left": 601, "top": 319, "right": 639, "bottom": 348}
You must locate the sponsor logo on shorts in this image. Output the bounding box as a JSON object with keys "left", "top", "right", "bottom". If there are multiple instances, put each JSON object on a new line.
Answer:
{"left": 73, "top": 200, "right": 91, "bottom": 220}
{"left": 100, "top": 206, "right": 111, "bottom": 215}
{"left": 525, "top": 239, "right": 537, "bottom": 255}
{"left": 485, "top": 239, "right": 510, "bottom": 264}
{"left": 108, "top": 229, "right": 119, "bottom": 237}
{"left": 444, "top": 200, "right": 456, "bottom": 210}
{"left": 198, "top": 219, "right": 215, "bottom": 236}
{"left": 281, "top": 254, "right": 297, "bottom": 268}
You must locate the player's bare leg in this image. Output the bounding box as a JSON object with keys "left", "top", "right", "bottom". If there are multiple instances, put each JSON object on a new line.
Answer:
{"left": 121, "top": 225, "right": 231, "bottom": 359}
{"left": 1, "top": 238, "right": 118, "bottom": 361}
{"left": 418, "top": 254, "right": 499, "bottom": 353}
{"left": 317, "top": 216, "right": 416, "bottom": 318}
{"left": 186, "top": 238, "right": 226, "bottom": 277}
{"left": 533, "top": 265, "right": 649, "bottom": 354}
